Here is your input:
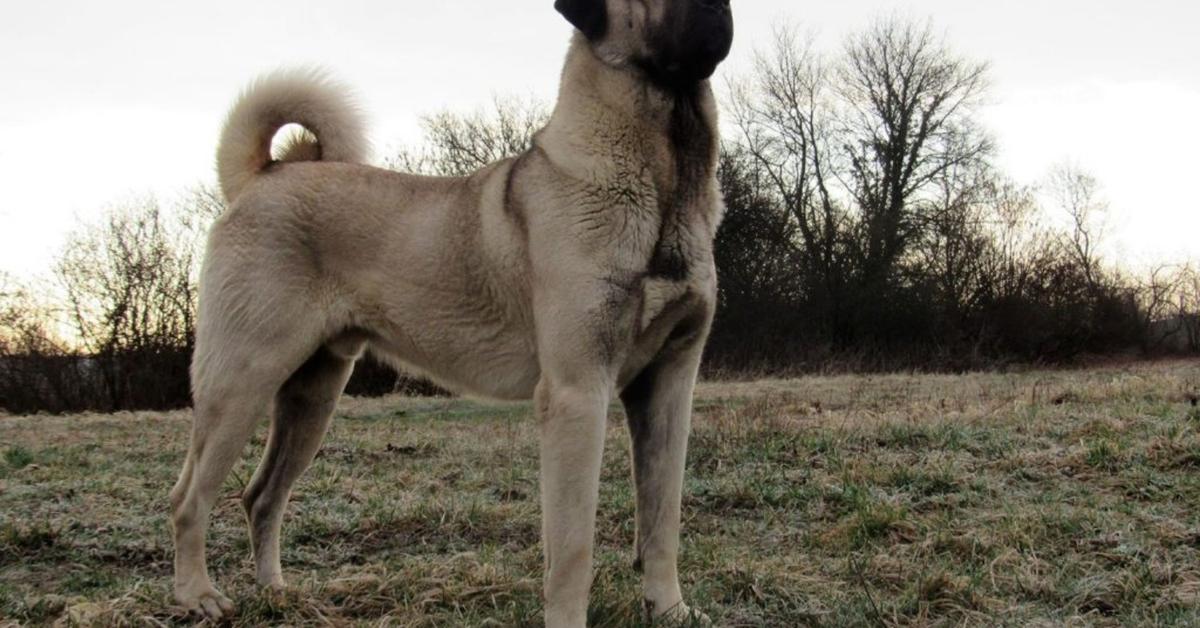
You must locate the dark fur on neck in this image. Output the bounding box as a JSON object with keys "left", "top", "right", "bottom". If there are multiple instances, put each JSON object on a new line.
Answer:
{"left": 646, "top": 84, "right": 717, "bottom": 281}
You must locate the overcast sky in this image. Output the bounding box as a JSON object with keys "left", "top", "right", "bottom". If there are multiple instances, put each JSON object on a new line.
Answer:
{"left": 2, "top": 0, "right": 1197, "bottom": 278}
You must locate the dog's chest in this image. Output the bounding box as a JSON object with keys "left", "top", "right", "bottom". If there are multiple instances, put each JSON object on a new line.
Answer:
{"left": 634, "top": 96, "right": 721, "bottom": 332}
{"left": 637, "top": 219, "right": 715, "bottom": 329}
{"left": 638, "top": 276, "right": 690, "bottom": 333}
{"left": 635, "top": 203, "right": 717, "bottom": 339}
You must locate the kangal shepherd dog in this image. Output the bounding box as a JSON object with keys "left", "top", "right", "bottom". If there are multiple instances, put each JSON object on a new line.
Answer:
{"left": 169, "top": 0, "right": 733, "bottom": 625}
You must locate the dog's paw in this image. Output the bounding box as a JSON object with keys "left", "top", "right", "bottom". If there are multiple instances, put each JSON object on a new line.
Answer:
{"left": 257, "top": 574, "right": 287, "bottom": 593}
{"left": 175, "top": 585, "right": 235, "bottom": 621}
{"left": 647, "top": 600, "right": 712, "bottom": 626}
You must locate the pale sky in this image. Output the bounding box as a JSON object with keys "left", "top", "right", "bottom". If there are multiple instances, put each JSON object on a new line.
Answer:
{"left": 2, "top": 0, "right": 1198, "bottom": 278}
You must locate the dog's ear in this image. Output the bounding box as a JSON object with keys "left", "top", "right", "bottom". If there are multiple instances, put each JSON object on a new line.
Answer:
{"left": 555, "top": 0, "right": 608, "bottom": 41}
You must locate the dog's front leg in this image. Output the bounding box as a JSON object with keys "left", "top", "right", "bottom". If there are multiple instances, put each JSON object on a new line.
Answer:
{"left": 621, "top": 336, "right": 709, "bottom": 623}
{"left": 536, "top": 375, "right": 609, "bottom": 628}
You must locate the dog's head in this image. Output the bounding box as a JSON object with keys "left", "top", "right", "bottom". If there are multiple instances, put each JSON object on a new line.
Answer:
{"left": 555, "top": 0, "right": 734, "bottom": 89}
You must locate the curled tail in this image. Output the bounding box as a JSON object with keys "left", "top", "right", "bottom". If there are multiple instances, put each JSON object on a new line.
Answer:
{"left": 216, "top": 69, "right": 369, "bottom": 203}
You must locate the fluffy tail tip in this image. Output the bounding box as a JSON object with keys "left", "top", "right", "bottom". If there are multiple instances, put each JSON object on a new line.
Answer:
{"left": 216, "top": 68, "right": 370, "bottom": 202}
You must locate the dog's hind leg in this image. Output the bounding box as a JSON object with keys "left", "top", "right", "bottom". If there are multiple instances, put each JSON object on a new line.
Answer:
{"left": 170, "top": 385, "right": 272, "bottom": 619}
{"left": 170, "top": 314, "right": 326, "bottom": 620}
{"left": 620, "top": 333, "right": 709, "bottom": 624}
{"left": 242, "top": 344, "right": 358, "bottom": 588}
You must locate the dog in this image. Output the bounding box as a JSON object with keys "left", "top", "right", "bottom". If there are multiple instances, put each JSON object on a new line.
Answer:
{"left": 169, "top": 1, "right": 733, "bottom": 625}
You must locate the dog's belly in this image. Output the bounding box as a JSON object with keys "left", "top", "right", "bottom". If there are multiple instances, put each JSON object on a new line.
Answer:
{"left": 364, "top": 330, "right": 540, "bottom": 401}
{"left": 354, "top": 294, "right": 541, "bottom": 401}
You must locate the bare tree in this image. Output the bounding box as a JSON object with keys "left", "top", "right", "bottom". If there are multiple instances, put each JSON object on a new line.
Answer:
{"left": 730, "top": 27, "right": 845, "bottom": 279}
{"left": 177, "top": 184, "right": 227, "bottom": 233}
{"left": 727, "top": 19, "right": 993, "bottom": 346}
{"left": 1138, "top": 264, "right": 1186, "bottom": 351}
{"left": 0, "top": 273, "right": 90, "bottom": 413}
{"left": 917, "top": 161, "right": 993, "bottom": 325}
{"left": 388, "top": 96, "right": 548, "bottom": 176}
{"left": 175, "top": 183, "right": 227, "bottom": 289}
{"left": 838, "top": 17, "right": 993, "bottom": 283}
{"left": 727, "top": 26, "right": 862, "bottom": 342}
{"left": 55, "top": 196, "right": 196, "bottom": 409}
{"left": 0, "top": 273, "right": 60, "bottom": 357}
{"left": 979, "top": 179, "right": 1044, "bottom": 301}
{"left": 1046, "top": 162, "right": 1108, "bottom": 293}
{"left": 1180, "top": 267, "right": 1200, "bottom": 352}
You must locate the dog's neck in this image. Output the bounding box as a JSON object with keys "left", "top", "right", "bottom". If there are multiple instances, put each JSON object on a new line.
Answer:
{"left": 537, "top": 34, "right": 720, "bottom": 196}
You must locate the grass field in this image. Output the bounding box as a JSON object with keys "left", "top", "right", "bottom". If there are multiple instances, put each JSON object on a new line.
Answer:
{"left": 2, "top": 361, "right": 1200, "bottom": 626}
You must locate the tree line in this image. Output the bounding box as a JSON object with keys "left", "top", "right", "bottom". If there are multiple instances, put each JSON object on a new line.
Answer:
{"left": 707, "top": 20, "right": 1200, "bottom": 372}
{"left": 2, "top": 17, "right": 1197, "bottom": 414}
